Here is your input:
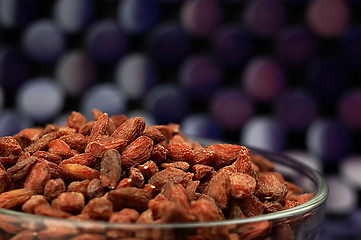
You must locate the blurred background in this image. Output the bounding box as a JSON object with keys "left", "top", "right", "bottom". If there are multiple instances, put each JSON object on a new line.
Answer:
{"left": 0, "top": 0, "right": 361, "bottom": 238}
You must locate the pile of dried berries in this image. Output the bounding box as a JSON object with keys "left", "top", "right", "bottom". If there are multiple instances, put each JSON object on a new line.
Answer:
{"left": 0, "top": 110, "right": 314, "bottom": 239}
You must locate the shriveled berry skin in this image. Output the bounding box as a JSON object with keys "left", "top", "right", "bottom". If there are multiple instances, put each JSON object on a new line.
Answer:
{"left": 229, "top": 173, "right": 257, "bottom": 199}
{"left": 205, "top": 144, "right": 245, "bottom": 169}
{"left": 191, "top": 198, "right": 224, "bottom": 222}
{"left": 121, "top": 136, "right": 153, "bottom": 169}
{"left": 52, "top": 192, "right": 85, "bottom": 214}
{"left": 110, "top": 208, "right": 139, "bottom": 223}
{"left": 66, "top": 111, "right": 87, "bottom": 131}
{"left": 48, "top": 139, "right": 72, "bottom": 158}
{"left": 82, "top": 198, "right": 114, "bottom": 221}
{"left": 111, "top": 117, "right": 146, "bottom": 144}
{"left": 148, "top": 167, "right": 193, "bottom": 191}
{"left": 100, "top": 149, "right": 122, "bottom": 189}
{"left": 107, "top": 187, "right": 151, "bottom": 212}
{"left": 60, "top": 163, "right": 100, "bottom": 181}
{"left": 44, "top": 178, "right": 66, "bottom": 201}
{"left": 0, "top": 188, "right": 33, "bottom": 209}
{"left": 138, "top": 160, "right": 159, "bottom": 180}
{"left": 22, "top": 195, "right": 50, "bottom": 214}
{"left": 255, "top": 173, "right": 288, "bottom": 202}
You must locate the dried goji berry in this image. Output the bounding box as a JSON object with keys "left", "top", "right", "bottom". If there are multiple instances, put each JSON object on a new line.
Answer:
{"left": 263, "top": 200, "right": 283, "bottom": 213}
{"left": 14, "top": 128, "right": 44, "bottom": 143}
{"left": 85, "top": 137, "right": 127, "bottom": 158}
{"left": 148, "top": 193, "right": 169, "bottom": 219}
{"left": 148, "top": 167, "right": 192, "bottom": 191}
{"left": 24, "top": 132, "right": 57, "bottom": 154}
{"left": 35, "top": 205, "right": 72, "bottom": 218}
{"left": 191, "top": 147, "right": 215, "bottom": 166}
{"left": 142, "top": 126, "right": 166, "bottom": 144}
{"left": 191, "top": 198, "right": 223, "bottom": 222}
{"left": 87, "top": 179, "right": 104, "bottom": 199}
{"left": 232, "top": 148, "right": 257, "bottom": 179}
{"left": 159, "top": 201, "right": 195, "bottom": 223}
{"left": 166, "top": 143, "right": 195, "bottom": 163}
{"left": 227, "top": 200, "right": 246, "bottom": 219}
{"left": 52, "top": 192, "right": 85, "bottom": 214}
{"left": 255, "top": 173, "right": 288, "bottom": 202}
{"left": 67, "top": 180, "right": 90, "bottom": 196}
{"left": 66, "top": 111, "right": 88, "bottom": 131}
{"left": 143, "top": 184, "right": 157, "bottom": 198}
{"left": 169, "top": 134, "right": 191, "bottom": 145}
{"left": 107, "top": 118, "right": 117, "bottom": 136}
{"left": 44, "top": 178, "right": 66, "bottom": 201}
{"left": 138, "top": 160, "right": 159, "bottom": 180}
{"left": 88, "top": 113, "right": 109, "bottom": 143}
{"left": 60, "top": 163, "right": 100, "bottom": 181}
{"left": 205, "top": 144, "right": 244, "bottom": 169}
{"left": 60, "top": 133, "right": 88, "bottom": 153}
{"left": 33, "top": 151, "right": 62, "bottom": 164}
{"left": 7, "top": 156, "right": 38, "bottom": 182}
{"left": 107, "top": 187, "right": 151, "bottom": 212}
{"left": 13, "top": 134, "right": 32, "bottom": 150}
{"left": 192, "top": 164, "right": 214, "bottom": 180}
{"left": 116, "top": 178, "right": 133, "bottom": 189}
{"left": 136, "top": 209, "right": 154, "bottom": 224}
{"left": 121, "top": 136, "right": 153, "bottom": 169}
{"left": 110, "top": 208, "right": 139, "bottom": 223}
{"left": 111, "top": 117, "right": 146, "bottom": 144}
{"left": 161, "top": 161, "right": 190, "bottom": 171}
{"left": 56, "top": 126, "right": 77, "bottom": 138}
{"left": 0, "top": 137, "right": 22, "bottom": 156}
{"left": 229, "top": 173, "right": 256, "bottom": 199}
{"left": 24, "top": 161, "right": 52, "bottom": 194}
{"left": 162, "top": 182, "right": 190, "bottom": 211}
{"left": 185, "top": 180, "right": 200, "bottom": 202}
{"left": 285, "top": 181, "right": 303, "bottom": 195}
{"left": 203, "top": 170, "right": 230, "bottom": 210}
{"left": 44, "top": 124, "right": 61, "bottom": 134}
{"left": 297, "top": 192, "right": 315, "bottom": 205}
{"left": 40, "top": 160, "right": 63, "bottom": 179}
{"left": 150, "top": 143, "right": 168, "bottom": 164}
{"left": 0, "top": 188, "right": 32, "bottom": 209}
{"left": 92, "top": 109, "right": 104, "bottom": 121}
{"left": 129, "top": 167, "right": 145, "bottom": 188}
{"left": 283, "top": 199, "right": 300, "bottom": 210}
{"left": 61, "top": 153, "right": 96, "bottom": 167}
{"left": 82, "top": 198, "right": 113, "bottom": 220}
{"left": 22, "top": 195, "right": 50, "bottom": 214}
{"left": 100, "top": 149, "right": 122, "bottom": 189}
{"left": 239, "top": 195, "right": 264, "bottom": 217}
{"left": 48, "top": 139, "right": 72, "bottom": 158}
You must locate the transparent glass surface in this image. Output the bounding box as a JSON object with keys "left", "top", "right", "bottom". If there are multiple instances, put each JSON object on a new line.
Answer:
{"left": 0, "top": 144, "right": 328, "bottom": 240}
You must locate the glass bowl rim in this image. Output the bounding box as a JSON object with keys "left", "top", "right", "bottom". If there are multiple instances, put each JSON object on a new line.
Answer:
{"left": 0, "top": 145, "right": 329, "bottom": 230}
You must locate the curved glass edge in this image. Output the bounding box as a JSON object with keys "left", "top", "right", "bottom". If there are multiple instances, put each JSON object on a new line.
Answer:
{"left": 0, "top": 141, "right": 329, "bottom": 231}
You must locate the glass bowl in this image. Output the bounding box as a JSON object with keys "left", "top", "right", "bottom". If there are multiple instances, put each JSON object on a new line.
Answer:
{"left": 0, "top": 145, "right": 328, "bottom": 240}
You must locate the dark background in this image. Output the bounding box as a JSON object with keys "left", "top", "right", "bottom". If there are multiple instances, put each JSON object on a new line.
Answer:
{"left": 1, "top": 0, "right": 361, "bottom": 238}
